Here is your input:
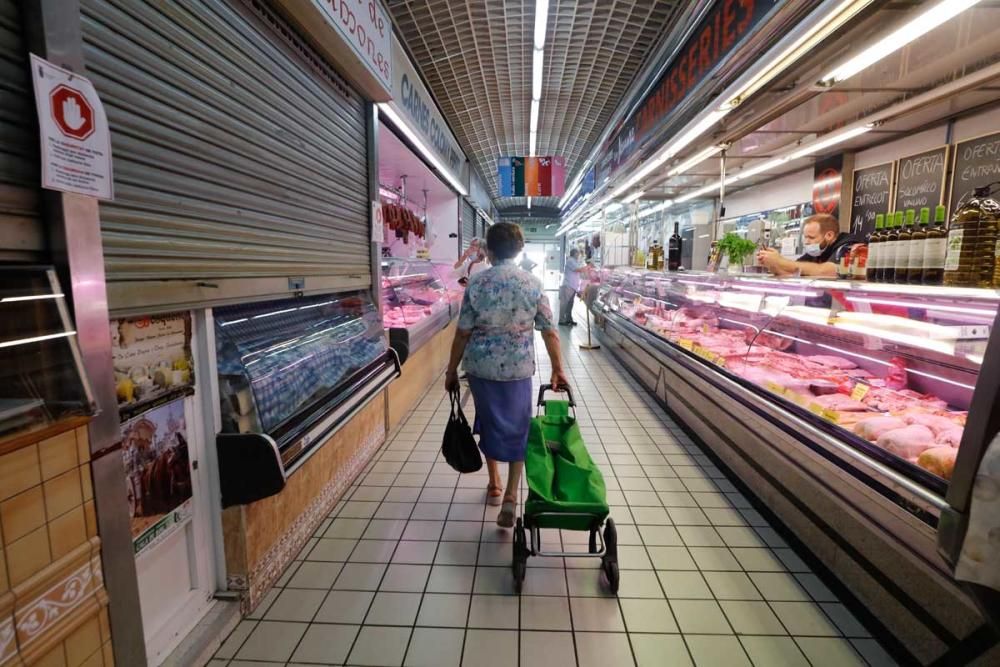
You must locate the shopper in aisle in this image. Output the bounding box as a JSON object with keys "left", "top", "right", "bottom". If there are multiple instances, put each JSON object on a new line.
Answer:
{"left": 559, "top": 247, "right": 588, "bottom": 325}
{"left": 757, "top": 213, "right": 853, "bottom": 277}
{"left": 445, "top": 222, "right": 568, "bottom": 527}
{"left": 453, "top": 237, "right": 488, "bottom": 285}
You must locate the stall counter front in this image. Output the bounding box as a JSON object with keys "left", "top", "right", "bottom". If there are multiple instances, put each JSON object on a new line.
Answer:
{"left": 591, "top": 267, "right": 999, "bottom": 663}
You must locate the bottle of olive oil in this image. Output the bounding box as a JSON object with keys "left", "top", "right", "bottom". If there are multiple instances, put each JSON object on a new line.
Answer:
{"left": 882, "top": 212, "right": 901, "bottom": 283}
{"left": 907, "top": 208, "right": 929, "bottom": 284}
{"left": 866, "top": 214, "right": 885, "bottom": 282}
{"left": 894, "top": 210, "right": 914, "bottom": 284}
{"left": 922, "top": 205, "right": 947, "bottom": 285}
{"left": 944, "top": 187, "right": 999, "bottom": 287}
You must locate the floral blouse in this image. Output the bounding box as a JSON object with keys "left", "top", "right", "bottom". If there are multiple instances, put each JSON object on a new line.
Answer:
{"left": 458, "top": 259, "right": 555, "bottom": 381}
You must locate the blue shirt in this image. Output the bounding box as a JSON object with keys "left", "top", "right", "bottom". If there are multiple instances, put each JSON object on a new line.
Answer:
{"left": 458, "top": 259, "right": 556, "bottom": 381}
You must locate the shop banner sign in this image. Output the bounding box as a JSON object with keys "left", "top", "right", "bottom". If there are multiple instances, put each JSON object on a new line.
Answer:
{"left": 111, "top": 312, "right": 194, "bottom": 419}
{"left": 306, "top": 0, "right": 391, "bottom": 96}
{"left": 123, "top": 398, "right": 193, "bottom": 557}
{"left": 30, "top": 54, "right": 113, "bottom": 200}
{"left": 850, "top": 162, "right": 892, "bottom": 237}
{"left": 598, "top": 0, "right": 780, "bottom": 178}
{"left": 950, "top": 132, "right": 1000, "bottom": 217}
{"left": 389, "top": 35, "right": 468, "bottom": 185}
{"left": 498, "top": 156, "right": 566, "bottom": 197}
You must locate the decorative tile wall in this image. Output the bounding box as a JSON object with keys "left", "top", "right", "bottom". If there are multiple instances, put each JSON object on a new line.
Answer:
{"left": 0, "top": 424, "right": 112, "bottom": 667}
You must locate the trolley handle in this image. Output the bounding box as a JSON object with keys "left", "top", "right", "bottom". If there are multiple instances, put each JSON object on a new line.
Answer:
{"left": 537, "top": 383, "right": 576, "bottom": 407}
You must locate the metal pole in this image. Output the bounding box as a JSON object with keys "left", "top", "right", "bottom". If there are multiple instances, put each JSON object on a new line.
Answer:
{"left": 22, "top": 2, "right": 147, "bottom": 664}
{"left": 367, "top": 102, "right": 383, "bottom": 311}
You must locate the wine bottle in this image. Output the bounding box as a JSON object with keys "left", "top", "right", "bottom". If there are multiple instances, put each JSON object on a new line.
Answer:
{"left": 867, "top": 214, "right": 884, "bottom": 282}
{"left": 907, "top": 208, "right": 929, "bottom": 284}
{"left": 667, "top": 223, "right": 682, "bottom": 271}
{"left": 922, "top": 205, "right": 947, "bottom": 285}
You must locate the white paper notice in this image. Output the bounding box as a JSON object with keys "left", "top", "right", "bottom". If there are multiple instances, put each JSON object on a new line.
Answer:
{"left": 780, "top": 236, "right": 797, "bottom": 258}
{"left": 30, "top": 54, "right": 113, "bottom": 200}
{"left": 371, "top": 201, "right": 384, "bottom": 243}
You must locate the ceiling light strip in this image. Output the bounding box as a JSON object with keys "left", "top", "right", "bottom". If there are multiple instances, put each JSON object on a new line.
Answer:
{"left": 378, "top": 104, "right": 468, "bottom": 195}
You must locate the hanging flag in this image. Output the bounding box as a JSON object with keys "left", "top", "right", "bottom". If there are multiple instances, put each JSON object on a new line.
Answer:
{"left": 498, "top": 157, "right": 513, "bottom": 196}
{"left": 525, "top": 157, "right": 540, "bottom": 196}
{"left": 512, "top": 157, "right": 525, "bottom": 196}
{"left": 551, "top": 156, "right": 566, "bottom": 197}
{"left": 538, "top": 157, "right": 552, "bottom": 196}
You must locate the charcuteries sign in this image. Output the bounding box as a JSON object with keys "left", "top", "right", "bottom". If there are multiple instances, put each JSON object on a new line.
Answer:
{"left": 388, "top": 35, "right": 469, "bottom": 187}
{"left": 597, "top": 0, "right": 780, "bottom": 182}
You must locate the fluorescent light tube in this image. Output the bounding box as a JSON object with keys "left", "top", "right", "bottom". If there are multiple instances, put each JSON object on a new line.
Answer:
{"left": 529, "top": 132, "right": 537, "bottom": 156}
{"left": 638, "top": 200, "right": 673, "bottom": 219}
{"left": 532, "top": 48, "right": 544, "bottom": 100}
{"left": 821, "top": 0, "right": 982, "bottom": 85}
{"left": 527, "top": 197, "right": 532, "bottom": 209}
{"left": 379, "top": 104, "right": 468, "bottom": 195}
{"left": 534, "top": 0, "right": 549, "bottom": 49}
{"left": 726, "top": 157, "right": 789, "bottom": 184}
{"left": 785, "top": 125, "right": 872, "bottom": 161}
{"left": 676, "top": 182, "right": 721, "bottom": 203}
{"left": 530, "top": 99, "right": 539, "bottom": 132}
{"left": 621, "top": 190, "right": 644, "bottom": 204}
{"left": 667, "top": 146, "right": 720, "bottom": 177}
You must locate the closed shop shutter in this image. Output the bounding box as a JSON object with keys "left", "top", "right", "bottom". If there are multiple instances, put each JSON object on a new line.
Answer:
{"left": 461, "top": 200, "right": 475, "bottom": 250}
{"left": 0, "top": 0, "right": 44, "bottom": 261}
{"left": 80, "top": 0, "right": 371, "bottom": 314}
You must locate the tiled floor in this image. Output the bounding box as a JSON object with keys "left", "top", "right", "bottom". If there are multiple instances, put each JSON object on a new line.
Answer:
{"left": 211, "top": 328, "right": 897, "bottom": 666}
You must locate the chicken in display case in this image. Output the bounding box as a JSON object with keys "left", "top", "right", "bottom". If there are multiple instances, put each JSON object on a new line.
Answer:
{"left": 214, "top": 290, "right": 398, "bottom": 477}
{"left": 381, "top": 258, "right": 455, "bottom": 363}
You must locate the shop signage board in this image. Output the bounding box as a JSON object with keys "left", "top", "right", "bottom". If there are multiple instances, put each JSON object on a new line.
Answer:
{"left": 111, "top": 312, "right": 194, "bottom": 419}
{"left": 282, "top": 0, "right": 392, "bottom": 99}
{"left": 950, "top": 131, "right": 1000, "bottom": 216}
{"left": 498, "top": 156, "right": 566, "bottom": 197}
{"left": 29, "top": 54, "right": 113, "bottom": 200}
{"left": 893, "top": 146, "right": 948, "bottom": 214}
{"left": 122, "top": 398, "right": 194, "bottom": 557}
{"left": 813, "top": 154, "right": 844, "bottom": 221}
{"left": 596, "top": 0, "right": 781, "bottom": 178}
{"left": 388, "top": 35, "right": 468, "bottom": 187}
{"left": 849, "top": 162, "right": 893, "bottom": 237}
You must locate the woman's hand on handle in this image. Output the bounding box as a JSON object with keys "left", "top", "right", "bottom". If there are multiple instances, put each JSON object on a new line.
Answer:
{"left": 550, "top": 368, "right": 569, "bottom": 392}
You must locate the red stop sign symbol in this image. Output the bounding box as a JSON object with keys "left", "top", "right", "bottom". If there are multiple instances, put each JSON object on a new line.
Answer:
{"left": 50, "top": 84, "right": 95, "bottom": 140}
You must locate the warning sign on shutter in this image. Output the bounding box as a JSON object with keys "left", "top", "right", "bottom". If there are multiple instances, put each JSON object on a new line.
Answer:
{"left": 30, "top": 54, "right": 114, "bottom": 200}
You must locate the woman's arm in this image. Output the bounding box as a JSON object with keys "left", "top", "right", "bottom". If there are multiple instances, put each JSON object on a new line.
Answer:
{"left": 541, "top": 329, "right": 569, "bottom": 390}
{"left": 444, "top": 329, "right": 472, "bottom": 391}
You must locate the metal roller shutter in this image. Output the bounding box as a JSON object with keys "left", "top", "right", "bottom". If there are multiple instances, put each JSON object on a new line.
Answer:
{"left": 0, "top": 0, "right": 43, "bottom": 261}
{"left": 80, "top": 0, "right": 371, "bottom": 314}
{"left": 461, "top": 200, "right": 475, "bottom": 250}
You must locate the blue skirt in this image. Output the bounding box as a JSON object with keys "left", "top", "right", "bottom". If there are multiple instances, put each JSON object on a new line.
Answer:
{"left": 468, "top": 376, "right": 533, "bottom": 463}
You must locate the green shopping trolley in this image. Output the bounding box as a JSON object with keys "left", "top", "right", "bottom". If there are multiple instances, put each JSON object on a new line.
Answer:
{"left": 512, "top": 384, "right": 620, "bottom": 594}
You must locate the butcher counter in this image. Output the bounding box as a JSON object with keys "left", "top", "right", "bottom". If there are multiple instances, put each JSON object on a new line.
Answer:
{"left": 589, "top": 268, "right": 1000, "bottom": 665}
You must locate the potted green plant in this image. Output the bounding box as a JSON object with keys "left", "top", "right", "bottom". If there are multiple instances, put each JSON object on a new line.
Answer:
{"left": 716, "top": 232, "right": 757, "bottom": 272}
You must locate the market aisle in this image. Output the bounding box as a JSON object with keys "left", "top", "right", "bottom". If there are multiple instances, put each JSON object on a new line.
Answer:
{"left": 210, "top": 328, "right": 897, "bottom": 667}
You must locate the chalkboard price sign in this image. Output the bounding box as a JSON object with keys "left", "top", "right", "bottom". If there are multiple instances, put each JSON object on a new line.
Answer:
{"left": 893, "top": 147, "right": 948, "bottom": 215}
{"left": 950, "top": 131, "right": 1000, "bottom": 216}
{"left": 849, "top": 162, "right": 892, "bottom": 237}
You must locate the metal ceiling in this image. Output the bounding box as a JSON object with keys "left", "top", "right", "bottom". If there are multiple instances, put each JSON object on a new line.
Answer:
{"left": 386, "top": 0, "right": 682, "bottom": 211}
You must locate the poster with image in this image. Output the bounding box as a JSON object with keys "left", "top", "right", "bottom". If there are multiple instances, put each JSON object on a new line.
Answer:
{"left": 111, "top": 312, "right": 194, "bottom": 417}
{"left": 121, "top": 398, "right": 193, "bottom": 556}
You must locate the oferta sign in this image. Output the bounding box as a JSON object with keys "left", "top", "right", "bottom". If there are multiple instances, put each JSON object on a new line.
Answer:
{"left": 388, "top": 35, "right": 469, "bottom": 187}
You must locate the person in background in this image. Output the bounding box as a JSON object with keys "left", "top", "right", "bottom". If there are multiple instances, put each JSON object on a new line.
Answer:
{"left": 518, "top": 253, "right": 537, "bottom": 273}
{"left": 559, "top": 247, "right": 588, "bottom": 326}
{"left": 756, "top": 213, "right": 852, "bottom": 278}
{"left": 453, "top": 238, "right": 488, "bottom": 285}
{"left": 445, "top": 223, "right": 568, "bottom": 527}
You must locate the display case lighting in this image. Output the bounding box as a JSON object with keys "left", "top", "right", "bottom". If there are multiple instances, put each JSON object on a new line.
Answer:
{"left": 378, "top": 104, "right": 468, "bottom": 195}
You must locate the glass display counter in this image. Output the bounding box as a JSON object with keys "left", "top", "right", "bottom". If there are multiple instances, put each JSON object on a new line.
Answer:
{"left": 593, "top": 268, "right": 995, "bottom": 493}
{"left": 381, "top": 258, "right": 456, "bottom": 363}
{"left": 215, "top": 290, "right": 396, "bottom": 471}
{"left": 0, "top": 266, "right": 94, "bottom": 439}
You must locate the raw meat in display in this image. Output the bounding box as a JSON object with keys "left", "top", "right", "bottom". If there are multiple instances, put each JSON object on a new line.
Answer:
{"left": 854, "top": 416, "right": 907, "bottom": 441}
{"left": 917, "top": 447, "right": 958, "bottom": 480}
{"left": 810, "top": 394, "right": 870, "bottom": 412}
{"left": 885, "top": 357, "right": 908, "bottom": 391}
{"left": 936, "top": 427, "right": 964, "bottom": 448}
{"left": 749, "top": 331, "right": 793, "bottom": 351}
{"left": 808, "top": 380, "right": 840, "bottom": 396}
{"left": 904, "top": 412, "right": 963, "bottom": 437}
{"left": 806, "top": 355, "right": 858, "bottom": 370}
{"left": 877, "top": 425, "right": 935, "bottom": 459}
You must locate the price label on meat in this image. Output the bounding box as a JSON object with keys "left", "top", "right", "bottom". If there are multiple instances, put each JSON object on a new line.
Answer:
{"left": 821, "top": 408, "right": 841, "bottom": 424}
{"left": 678, "top": 339, "right": 694, "bottom": 351}
{"left": 808, "top": 402, "right": 825, "bottom": 416}
{"left": 851, "top": 384, "right": 870, "bottom": 401}
{"left": 765, "top": 381, "right": 786, "bottom": 397}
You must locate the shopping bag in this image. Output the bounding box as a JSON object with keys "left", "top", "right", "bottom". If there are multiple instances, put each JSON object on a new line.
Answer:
{"left": 442, "top": 388, "right": 483, "bottom": 473}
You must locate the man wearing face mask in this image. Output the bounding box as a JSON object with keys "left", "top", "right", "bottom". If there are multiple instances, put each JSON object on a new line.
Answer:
{"left": 756, "top": 213, "right": 852, "bottom": 278}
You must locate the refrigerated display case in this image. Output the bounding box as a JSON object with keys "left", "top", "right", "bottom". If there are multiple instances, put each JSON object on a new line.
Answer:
{"left": 214, "top": 290, "right": 398, "bottom": 478}
{"left": 591, "top": 267, "right": 1000, "bottom": 660}
{"left": 381, "top": 258, "right": 455, "bottom": 363}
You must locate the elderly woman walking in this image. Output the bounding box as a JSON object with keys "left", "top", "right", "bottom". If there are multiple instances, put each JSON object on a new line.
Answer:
{"left": 445, "top": 223, "right": 568, "bottom": 527}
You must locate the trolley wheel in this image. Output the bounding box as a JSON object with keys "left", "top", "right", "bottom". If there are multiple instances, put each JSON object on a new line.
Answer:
{"left": 512, "top": 518, "right": 528, "bottom": 594}
{"left": 603, "top": 518, "right": 618, "bottom": 559}
{"left": 601, "top": 558, "right": 620, "bottom": 595}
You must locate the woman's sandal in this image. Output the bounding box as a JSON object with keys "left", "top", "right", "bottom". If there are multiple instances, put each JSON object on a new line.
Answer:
{"left": 486, "top": 483, "right": 503, "bottom": 506}
{"left": 497, "top": 496, "right": 516, "bottom": 528}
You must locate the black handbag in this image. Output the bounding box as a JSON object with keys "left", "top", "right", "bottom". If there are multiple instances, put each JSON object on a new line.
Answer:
{"left": 442, "top": 388, "right": 483, "bottom": 473}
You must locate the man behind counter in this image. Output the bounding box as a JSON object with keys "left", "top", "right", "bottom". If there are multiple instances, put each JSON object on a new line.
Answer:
{"left": 756, "top": 213, "right": 852, "bottom": 278}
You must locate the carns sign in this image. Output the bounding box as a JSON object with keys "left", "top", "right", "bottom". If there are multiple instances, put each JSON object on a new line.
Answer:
{"left": 599, "top": 0, "right": 778, "bottom": 178}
